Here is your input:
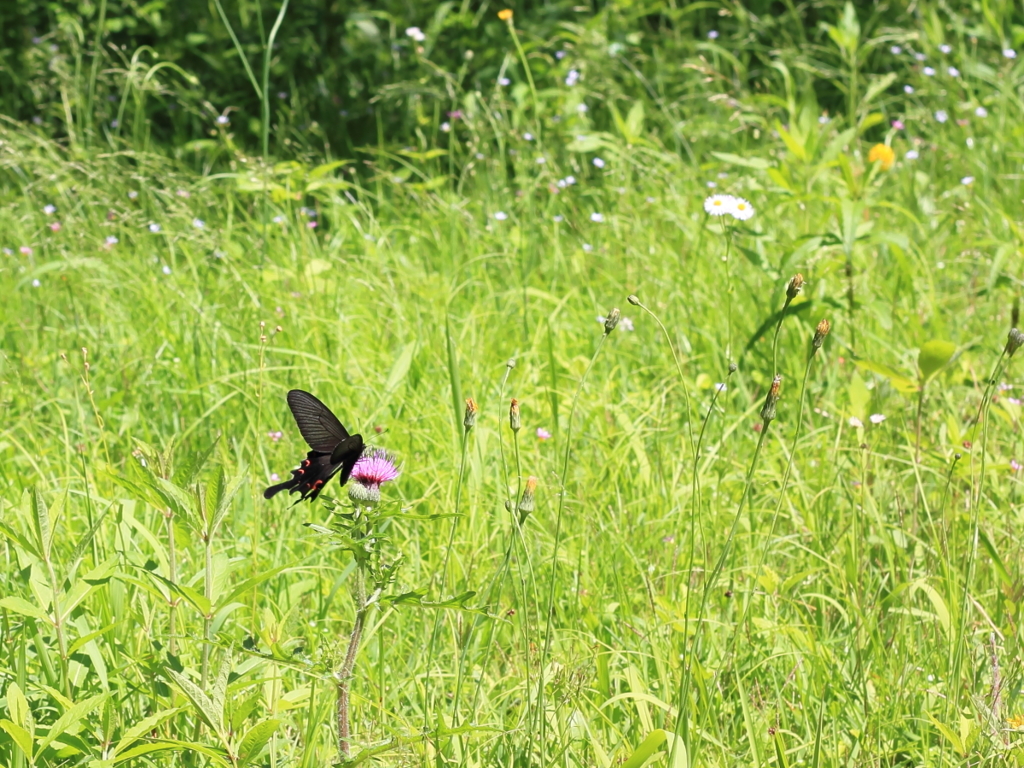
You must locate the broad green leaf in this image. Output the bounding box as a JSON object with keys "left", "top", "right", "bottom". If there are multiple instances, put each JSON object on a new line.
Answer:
{"left": 32, "top": 487, "right": 53, "bottom": 561}
{"left": 927, "top": 713, "right": 965, "bottom": 756}
{"left": 0, "top": 596, "right": 50, "bottom": 622}
{"left": 621, "top": 729, "right": 686, "bottom": 768}
{"left": 308, "top": 160, "right": 351, "bottom": 179}
{"left": 211, "top": 468, "right": 247, "bottom": 539}
{"left": 113, "top": 707, "right": 183, "bottom": 755}
{"left": 710, "top": 151, "right": 772, "bottom": 170}
{"left": 624, "top": 100, "right": 645, "bottom": 143}
{"left": 911, "top": 581, "right": 950, "bottom": 635}
{"left": 853, "top": 360, "right": 919, "bottom": 394}
{"left": 847, "top": 372, "right": 871, "bottom": 421}
{"left": 918, "top": 340, "right": 956, "bottom": 382}
{"left": 6, "top": 682, "right": 32, "bottom": 731}
{"left": 861, "top": 72, "right": 897, "bottom": 107}
{"left": 0, "top": 719, "right": 34, "bottom": 758}
{"left": 165, "top": 670, "right": 222, "bottom": 736}
{"left": 35, "top": 693, "right": 108, "bottom": 756}
{"left": 238, "top": 719, "right": 281, "bottom": 767}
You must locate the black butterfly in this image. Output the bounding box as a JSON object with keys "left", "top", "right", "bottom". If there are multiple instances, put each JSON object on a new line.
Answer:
{"left": 264, "top": 390, "right": 365, "bottom": 503}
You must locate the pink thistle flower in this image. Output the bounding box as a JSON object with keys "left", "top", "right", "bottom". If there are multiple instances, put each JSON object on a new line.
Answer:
{"left": 536, "top": 427, "right": 552, "bottom": 440}
{"left": 349, "top": 448, "right": 400, "bottom": 505}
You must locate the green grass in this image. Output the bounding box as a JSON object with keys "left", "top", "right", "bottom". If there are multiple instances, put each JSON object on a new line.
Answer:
{"left": 5, "top": 2, "right": 1024, "bottom": 766}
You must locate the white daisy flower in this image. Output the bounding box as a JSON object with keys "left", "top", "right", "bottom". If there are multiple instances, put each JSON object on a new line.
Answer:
{"left": 975, "top": 106, "right": 988, "bottom": 117}
{"left": 729, "top": 197, "right": 755, "bottom": 221}
{"left": 590, "top": 212, "right": 604, "bottom": 222}
{"left": 703, "top": 194, "right": 736, "bottom": 216}
{"left": 869, "top": 414, "right": 886, "bottom": 424}
{"left": 923, "top": 66, "right": 936, "bottom": 76}
{"left": 934, "top": 109, "right": 948, "bottom": 123}
{"left": 849, "top": 416, "right": 864, "bottom": 428}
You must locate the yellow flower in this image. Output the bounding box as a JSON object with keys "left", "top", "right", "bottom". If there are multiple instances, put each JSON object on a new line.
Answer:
{"left": 1008, "top": 714, "right": 1024, "bottom": 730}
{"left": 868, "top": 143, "right": 895, "bottom": 171}
{"left": 498, "top": 8, "right": 513, "bottom": 20}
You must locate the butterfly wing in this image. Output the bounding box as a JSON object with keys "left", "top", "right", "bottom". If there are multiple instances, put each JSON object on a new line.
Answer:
{"left": 287, "top": 390, "right": 349, "bottom": 452}
{"left": 264, "top": 450, "right": 343, "bottom": 502}
{"left": 332, "top": 434, "right": 365, "bottom": 487}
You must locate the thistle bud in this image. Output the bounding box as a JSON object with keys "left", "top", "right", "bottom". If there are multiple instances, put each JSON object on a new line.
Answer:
{"left": 1006, "top": 328, "right": 1024, "bottom": 357}
{"left": 627, "top": 294, "right": 640, "bottom": 306}
{"left": 812, "top": 318, "right": 831, "bottom": 351}
{"left": 464, "top": 398, "right": 478, "bottom": 430}
{"left": 760, "top": 375, "right": 782, "bottom": 424}
{"left": 509, "top": 398, "right": 521, "bottom": 433}
{"left": 604, "top": 308, "right": 621, "bottom": 334}
{"left": 518, "top": 476, "right": 538, "bottom": 522}
{"left": 728, "top": 362, "right": 738, "bottom": 374}
{"left": 507, "top": 358, "right": 516, "bottom": 369}
{"left": 786, "top": 274, "right": 804, "bottom": 301}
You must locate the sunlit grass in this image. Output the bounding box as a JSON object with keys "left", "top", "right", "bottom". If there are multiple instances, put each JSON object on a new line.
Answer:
{"left": 5, "top": 2, "right": 1024, "bottom": 766}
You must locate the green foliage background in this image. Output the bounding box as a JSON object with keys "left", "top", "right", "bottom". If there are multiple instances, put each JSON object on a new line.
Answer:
{"left": 4, "top": 0, "right": 1024, "bottom": 766}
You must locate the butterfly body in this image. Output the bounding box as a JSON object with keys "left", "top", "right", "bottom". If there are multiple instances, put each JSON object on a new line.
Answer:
{"left": 264, "top": 390, "right": 364, "bottom": 502}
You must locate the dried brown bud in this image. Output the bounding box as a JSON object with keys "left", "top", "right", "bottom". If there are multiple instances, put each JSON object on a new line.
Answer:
{"left": 627, "top": 294, "right": 640, "bottom": 306}
{"left": 760, "top": 375, "right": 782, "bottom": 424}
{"left": 604, "top": 308, "right": 621, "bottom": 334}
{"left": 518, "top": 476, "right": 538, "bottom": 522}
{"left": 1005, "top": 328, "right": 1024, "bottom": 357}
{"left": 464, "top": 398, "right": 478, "bottom": 430}
{"left": 509, "top": 398, "right": 521, "bottom": 433}
{"left": 813, "top": 318, "right": 831, "bottom": 350}
{"left": 786, "top": 274, "right": 804, "bottom": 301}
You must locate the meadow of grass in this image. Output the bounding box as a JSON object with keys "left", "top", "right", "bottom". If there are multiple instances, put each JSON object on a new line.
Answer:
{"left": 4, "top": 1, "right": 1024, "bottom": 766}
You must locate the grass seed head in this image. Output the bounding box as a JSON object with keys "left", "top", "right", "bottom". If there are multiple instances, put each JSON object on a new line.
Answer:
{"left": 1006, "top": 328, "right": 1024, "bottom": 357}
{"left": 786, "top": 273, "right": 804, "bottom": 301}
{"left": 813, "top": 318, "right": 831, "bottom": 350}
{"left": 604, "top": 308, "right": 621, "bottom": 334}
{"left": 760, "top": 374, "right": 782, "bottom": 424}
{"left": 464, "top": 397, "right": 479, "bottom": 430}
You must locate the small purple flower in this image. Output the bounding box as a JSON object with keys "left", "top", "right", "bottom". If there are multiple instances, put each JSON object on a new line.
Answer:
{"left": 536, "top": 427, "right": 552, "bottom": 440}
{"left": 348, "top": 449, "right": 400, "bottom": 504}
{"left": 498, "top": 77, "right": 510, "bottom": 86}
{"left": 1012, "top": 459, "right": 1022, "bottom": 472}
{"left": 708, "top": 30, "right": 719, "bottom": 39}
{"left": 19, "top": 246, "right": 32, "bottom": 256}
{"left": 270, "top": 472, "right": 281, "bottom": 482}
{"left": 904, "top": 84, "right": 915, "bottom": 94}
{"left": 43, "top": 204, "right": 56, "bottom": 215}
{"left": 268, "top": 430, "right": 283, "bottom": 442}
{"left": 447, "top": 110, "right": 463, "bottom": 120}
{"left": 593, "top": 157, "right": 605, "bottom": 168}
{"left": 892, "top": 120, "right": 905, "bottom": 130}
{"left": 307, "top": 221, "right": 317, "bottom": 229}
{"left": 49, "top": 221, "right": 61, "bottom": 232}
{"left": 923, "top": 66, "right": 936, "bottom": 76}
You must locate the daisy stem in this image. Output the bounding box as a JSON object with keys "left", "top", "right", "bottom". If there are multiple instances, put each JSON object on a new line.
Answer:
{"left": 724, "top": 218, "right": 734, "bottom": 363}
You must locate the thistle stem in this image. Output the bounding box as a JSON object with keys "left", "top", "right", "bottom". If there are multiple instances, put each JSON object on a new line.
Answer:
{"left": 337, "top": 568, "right": 368, "bottom": 762}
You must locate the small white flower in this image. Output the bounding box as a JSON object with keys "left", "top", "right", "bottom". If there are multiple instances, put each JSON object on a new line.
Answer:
{"left": 707, "top": 181, "right": 717, "bottom": 188}
{"left": 440, "top": 121, "right": 451, "bottom": 132}
{"left": 192, "top": 218, "right": 205, "bottom": 228}
{"left": 948, "top": 66, "right": 960, "bottom": 77}
{"left": 43, "top": 204, "right": 56, "bottom": 215}
{"left": 582, "top": 243, "right": 593, "bottom": 252}
{"left": 891, "top": 45, "right": 902, "bottom": 55}
{"left": 270, "top": 473, "right": 280, "bottom": 482}
{"left": 966, "top": 137, "right": 975, "bottom": 148}
{"left": 553, "top": 215, "right": 564, "bottom": 222}
{"left": 914, "top": 52, "right": 926, "bottom": 61}
{"left": 704, "top": 194, "right": 736, "bottom": 216}
{"left": 904, "top": 84, "right": 915, "bottom": 94}
{"left": 645, "top": 196, "right": 655, "bottom": 203}
{"left": 536, "top": 157, "right": 546, "bottom": 164}
{"left": 576, "top": 103, "right": 588, "bottom": 113}
{"left": 565, "top": 175, "right": 576, "bottom": 185}
{"left": 272, "top": 215, "right": 284, "bottom": 223}
{"left": 975, "top": 106, "right": 988, "bottom": 117}
{"left": 128, "top": 190, "right": 139, "bottom": 199}
{"left": 923, "top": 66, "right": 936, "bottom": 76}
{"left": 162, "top": 265, "right": 172, "bottom": 275}
{"left": 405, "top": 26, "right": 426, "bottom": 42}
{"left": 939, "top": 44, "right": 952, "bottom": 54}
{"left": 715, "top": 382, "right": 727, "bottom": 392}
{"left": 32, "top": 278, "right": 41, "bottom": 287}
{"left": 869, "top": 414, "right": 886, "bottom": 424}
{"left": 216, "top": 115, "right": 229, "bottom": 125}
{"left": 818, "top": 115, "right": 830, "bottom": 124}
{"left": 555, "top": 50, "right": 566, "bottom": 60}
{"left": 729, "top": 197, "right": 755, "bottom": 221}
{"left": 498, "top": 77, "right": 510, "bottom": 86}
{"left": 1004, "top": 49, "right": 1017, "bottom": 59}
{"left": 493, "top": 211, "right": 508, "bottom": 220}
{"left": 934, "top": 109, "right": 948, "bottom": 123}
{"left": 905, "top": 149, "right": 919, "bottom": 159}
{"left": 620, "top": 317, "right": 634, "bottom": 331}
{"left": 523, "top": 132, "right": 533, "bottom": 141}
{"left": 565, "top": 69, "right": 580, "bottom": 86}
{"left": 590, "top": 212, "right": 604, "bottom": 222}
{"left": 849, "top": 416, "right": 864, "bottom": 428}
{"left": 149, "top": 223, "right": 161, "bottom": 233}
{"left": 961, "top": 176, "right": 974, "bottom": 185}
{"left": 105, "top": 235, "right": 118, "bottom": 245}
{"left": 475, "top": 152, "right": 485, "bottom": 159}
{"left": 708, "top": 30, "right": 719, "bottom": 39}
{"left": 592, "top": 157, "right": 605, "bottom": 168}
